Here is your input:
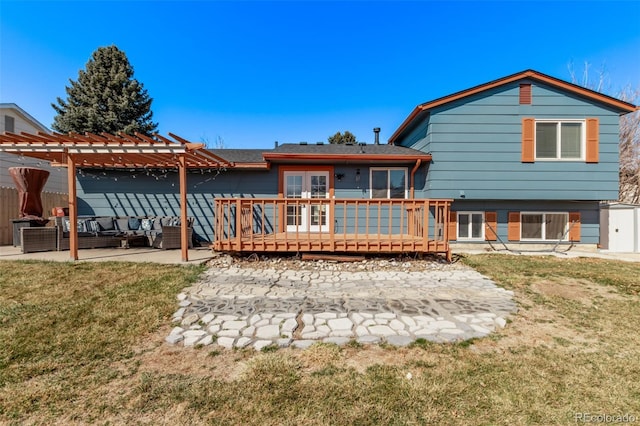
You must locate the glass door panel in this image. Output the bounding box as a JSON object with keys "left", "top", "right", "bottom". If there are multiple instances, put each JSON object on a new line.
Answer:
{"left": 283, "top": 171, "right": 329, "bottom": 232}
{"left": 308, "top": 173, "right": 328, "bottom": 232}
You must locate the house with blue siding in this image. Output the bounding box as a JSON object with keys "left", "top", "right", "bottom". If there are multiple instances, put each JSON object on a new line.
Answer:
{"left": 389, "top": 69, "right": 637, "bottom": 249}
{"left": 17, "top": 69, "right": 633, "bottom": 259}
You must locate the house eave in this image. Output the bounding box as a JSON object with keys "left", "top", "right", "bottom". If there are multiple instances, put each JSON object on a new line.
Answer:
{"left": 262, "top": 153, "right": 432, "bottom": 163}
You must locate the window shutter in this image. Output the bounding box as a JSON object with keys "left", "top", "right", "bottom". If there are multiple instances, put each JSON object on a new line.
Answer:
{"left": 568, "top": 212, "right": 581, "bottom": 241}
{"left": 522, "top": 118, "right": 535, "bottom": 163}
{"left": 519, "top": 84, "right": 532, "bottom": 105}
{"left": 448, "top": 211, "right": 457, "bottom": 241}
{"left": 485, "top": 211, "right": 497, "bottom": 241}
{"left": 508, "top": 212, "right": 521, "bottom": 241}
{"left": 586, "top": 118, "right": 599, "bottom": 163}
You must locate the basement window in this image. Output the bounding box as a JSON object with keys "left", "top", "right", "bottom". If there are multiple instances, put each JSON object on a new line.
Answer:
{"left": 521, "top": 212, "right": 568, "bottom": 241}
{"left": 457, "top": 212, "right": 484, "bottom": 240}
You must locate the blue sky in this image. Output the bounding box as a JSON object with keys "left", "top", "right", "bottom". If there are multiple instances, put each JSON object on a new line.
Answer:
{"left": 1, "top": 1, "right": 639, "bottom": 149}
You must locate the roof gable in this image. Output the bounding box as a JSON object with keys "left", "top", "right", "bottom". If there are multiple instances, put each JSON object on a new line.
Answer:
{"left": 0, "top": 103, "right": 50, "bottom": 134}
{"left": 388, "top": 69, "right": 638, "bottom": 144}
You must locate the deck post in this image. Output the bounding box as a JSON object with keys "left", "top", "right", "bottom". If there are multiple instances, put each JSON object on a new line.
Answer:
{"left": 235, "top": 198, "right": 242, "bottom": 249}
{"left": 423, "top": 200, "right": 429, "bottom": 251}
{"left": 329, "top": 198, "right": 335, "bottom": 251}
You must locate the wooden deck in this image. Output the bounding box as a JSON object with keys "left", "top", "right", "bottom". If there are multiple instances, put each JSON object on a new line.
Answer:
{"left": 213, "top": 198, "right": 453, "bottom": 260}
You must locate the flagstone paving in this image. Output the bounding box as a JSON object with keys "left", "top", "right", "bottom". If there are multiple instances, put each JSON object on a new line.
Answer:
{"left": 167, "top": 259, "right": 517, "bottom": 350}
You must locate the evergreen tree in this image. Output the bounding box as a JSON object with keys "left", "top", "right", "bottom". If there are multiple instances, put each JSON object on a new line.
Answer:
{"left": 328, "top": 131, "right": 357, "bottom": 144}
{"left": 52, "top": 45, "right": 158, "bottom": 135}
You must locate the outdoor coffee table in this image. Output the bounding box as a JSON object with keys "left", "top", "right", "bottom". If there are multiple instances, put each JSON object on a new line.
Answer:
{"left": 119, "top": 234, "right": 147, "bottom": 249}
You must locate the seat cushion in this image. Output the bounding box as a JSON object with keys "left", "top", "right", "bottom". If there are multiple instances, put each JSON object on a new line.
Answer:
{"left": 96, "top": 217, "right": 115, "bottom": 231}
{"left": 115, "top": 218, "right": 130, "bottom": 232}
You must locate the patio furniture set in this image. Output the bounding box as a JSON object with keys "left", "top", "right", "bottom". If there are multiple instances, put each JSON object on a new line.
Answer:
{"left": 17, "top": 215, "right": 194, "bottom": 253}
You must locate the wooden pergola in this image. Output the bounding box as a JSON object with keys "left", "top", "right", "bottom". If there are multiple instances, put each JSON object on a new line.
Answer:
{"left": 0, "top": 131, "right": 231, "bottom": 261}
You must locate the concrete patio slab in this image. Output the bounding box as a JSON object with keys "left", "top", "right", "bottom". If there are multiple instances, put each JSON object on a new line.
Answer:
{"left": 0, "top": 245, "right": 213, "bottom": 265}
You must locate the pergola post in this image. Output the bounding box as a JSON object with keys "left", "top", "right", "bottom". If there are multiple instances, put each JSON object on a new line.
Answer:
{"left": 179, "top": 155, "right": 189, "bottom": 262}
{"left": 66, "top": 153, "right": 78, "bottom": 260}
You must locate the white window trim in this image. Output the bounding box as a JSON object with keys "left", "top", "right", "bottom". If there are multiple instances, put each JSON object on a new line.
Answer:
{"left": 520, "top": 211, "right": 569, "bottom": 241}
{"left": 369, "top": 167, "right": 408, "bottom": 199}
{"left": 457, "top": 211, "right": 485, "bottom": 241}
{"left": 534, "top": 119, "right": 586, "bottom": 161}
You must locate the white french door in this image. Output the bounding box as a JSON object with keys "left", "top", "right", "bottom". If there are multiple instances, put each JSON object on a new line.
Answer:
{"left": 284, "top": 171, "right": 329, "bottom": 232}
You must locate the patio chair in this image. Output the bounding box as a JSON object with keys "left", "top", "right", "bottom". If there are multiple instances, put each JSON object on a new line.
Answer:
{"left": 20, "top": 227, "right": 58, "bottom": 253}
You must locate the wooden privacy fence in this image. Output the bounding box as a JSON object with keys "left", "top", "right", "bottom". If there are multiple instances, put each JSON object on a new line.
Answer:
{"left": 213, "top": 198, "right": 452, "bottom": 260}
{"left": 0, "top": 187, "right": 68, "bottom": 245}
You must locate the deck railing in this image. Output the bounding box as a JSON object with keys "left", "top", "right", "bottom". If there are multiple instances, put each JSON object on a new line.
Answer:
{"left": 213, "top": 198, "right": 452, "bottom": 259}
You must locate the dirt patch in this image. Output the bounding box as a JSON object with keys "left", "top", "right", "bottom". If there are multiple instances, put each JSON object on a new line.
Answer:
{"left": 130, "top": 327, "right": 243, "bottom": 381}
{"left": 470, "top": 276, "right": 619, "bottom": 354}
{"left": 135, "top": 328, "right": 406, "bottom": 381}
{"left": 531, "top": 277, "right": 624, "bottom": 306}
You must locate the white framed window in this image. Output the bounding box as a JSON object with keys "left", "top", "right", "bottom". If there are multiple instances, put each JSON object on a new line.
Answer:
{"left": 521, "top": 212, "right": 568, "bottom": 241}
{"left": 535, "top": 120, "right": 585, "bottom": 160}
{"left": 457, "top": 212, "right": 484, "bottom": 240}
{"left": 370, "top": 168, "right": 407, "bottom": 199}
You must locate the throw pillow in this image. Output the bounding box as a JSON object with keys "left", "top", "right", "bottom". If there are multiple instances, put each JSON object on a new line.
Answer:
{"left": 86, "top": 220, "right": 99, "bottom": 233}
{"left": 64, "top": 219, "right": 87, "bottom": 233}
{"left": 128, "top": 218, "right": 141, "bottom": 230}
{"left": 141, "top": 219, "right": 153, "bottom": 231}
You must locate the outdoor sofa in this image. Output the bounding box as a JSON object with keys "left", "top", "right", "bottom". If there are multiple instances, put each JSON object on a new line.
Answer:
{"left": 19, "top": 215, "right": 194, "bottom": 253}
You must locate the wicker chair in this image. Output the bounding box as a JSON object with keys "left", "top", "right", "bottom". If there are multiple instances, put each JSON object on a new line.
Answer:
{"left": 159, "top": 225, "right": 194, "bottom": 249}
{"left": 20, "top": 227, "right": 58, "bottom": 253}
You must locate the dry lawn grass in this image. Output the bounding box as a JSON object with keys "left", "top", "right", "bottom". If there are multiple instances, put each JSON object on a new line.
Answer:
{"left": 1, "top": 255, "right": 639, "bottom": 425}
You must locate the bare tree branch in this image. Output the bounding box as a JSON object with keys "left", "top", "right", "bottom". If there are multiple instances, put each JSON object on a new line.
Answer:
{"left": 569, "top": 65, "right": 639, "bottom": 203}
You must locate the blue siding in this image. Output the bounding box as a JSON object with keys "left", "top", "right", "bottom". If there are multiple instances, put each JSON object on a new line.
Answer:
{"left": 77, "top": 169, "right": 277, "bottom": 242}
{"left": 396, "top": 116, "right": 431, "bottom": 153}
{"left": 450, "top": 200, "right": 600, "bottom": 244}
{"left": 396, "top": 80, "right": 622, "bottom": 201}
{"left": 333, "top": 165, "right": 370, "bottom": 198}
{"left": 76, "top": 163, "right": 428, "bottom": 242}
